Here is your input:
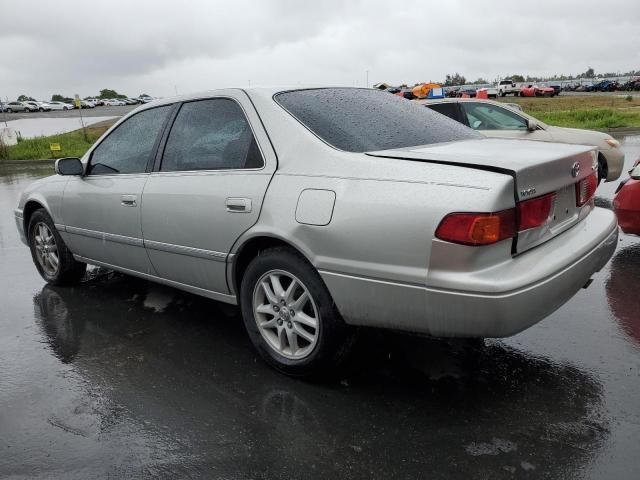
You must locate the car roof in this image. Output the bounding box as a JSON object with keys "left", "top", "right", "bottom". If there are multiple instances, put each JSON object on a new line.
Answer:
{"left": 132, "top": 86, "right": 375, "bottom": 110}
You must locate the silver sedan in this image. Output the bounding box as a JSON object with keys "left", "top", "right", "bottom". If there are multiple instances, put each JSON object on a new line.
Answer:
{"left": 14, "top": 87, "right": 618, "bottom": 376}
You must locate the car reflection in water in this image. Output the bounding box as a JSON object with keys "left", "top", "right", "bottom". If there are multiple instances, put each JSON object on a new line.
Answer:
{"left": 33, "top": 271, "right": 609, "bottom": 478}
{"left": 607, "top": 242, "right": 640, "bottom": 345}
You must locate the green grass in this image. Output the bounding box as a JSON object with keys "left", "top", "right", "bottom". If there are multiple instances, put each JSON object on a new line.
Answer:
{"left": 498, "top": 95, "right": 640, "bottom": 129}
{"left": 533, "top": 108, "right": 640, "bottom": 129}
{"left": 1, "top": 125, "right": 110, "bottom": 161}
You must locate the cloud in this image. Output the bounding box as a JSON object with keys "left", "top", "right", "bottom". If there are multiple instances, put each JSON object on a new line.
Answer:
{"left": 0, "top": 0, "right": 638, "bottom": 100}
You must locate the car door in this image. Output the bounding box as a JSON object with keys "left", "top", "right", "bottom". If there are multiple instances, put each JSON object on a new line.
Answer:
{"left": 140, "top": 93, "right": 276, "bottom": 294}
{"left": 61, "top": 104, "right": 174, "bottom": 274}
{"left": 459, "top": 102, "right": 554, "bottom": 142}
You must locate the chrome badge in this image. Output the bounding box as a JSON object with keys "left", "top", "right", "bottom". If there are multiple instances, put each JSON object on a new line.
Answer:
{"left": 571, "top": 161, "right": 581, "bottom": 178}
{"left": 520, "top": 187, "right": 537, "bottom": 198}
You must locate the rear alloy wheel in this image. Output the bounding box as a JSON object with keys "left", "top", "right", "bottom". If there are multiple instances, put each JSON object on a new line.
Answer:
{"left": 240, "top": 247, "right": 355, "bottom": 377}
{"left": 253, "top": 270, "right": 319, "bottom": 360}
{"left": 28, "top": 209, "right": 86, "bottom": 285}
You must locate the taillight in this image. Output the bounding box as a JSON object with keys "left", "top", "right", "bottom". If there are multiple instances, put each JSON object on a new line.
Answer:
{"left": 518, "top": 192, "right": 555, "bottom": 230}
{"left": 436, "top": 209, "right": 516, "bottom": 246}
{"left": 437, "top": 193, "right": 556, "bottom": 246}
{"left": 575, "top": 173, "right": 597, "bottom": 207}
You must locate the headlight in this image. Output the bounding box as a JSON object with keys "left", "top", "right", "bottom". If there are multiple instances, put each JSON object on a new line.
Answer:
{"left": 605, "top": 138, "right": 620, "bottom": 148}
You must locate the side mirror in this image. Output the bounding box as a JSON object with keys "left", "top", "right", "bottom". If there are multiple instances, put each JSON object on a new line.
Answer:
{"left": 55, "top": 157, "right": 83, "bottom": 176}
{"left": 526, "top": 118, "right": 538, "bottom": 131}
{"left": 630, "top": 165, "right": 640, "bottom": 180}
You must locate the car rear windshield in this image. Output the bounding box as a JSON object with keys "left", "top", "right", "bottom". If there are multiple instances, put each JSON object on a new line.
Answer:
{"left": 275, "top": 88, "right": 480, "bottom": 152}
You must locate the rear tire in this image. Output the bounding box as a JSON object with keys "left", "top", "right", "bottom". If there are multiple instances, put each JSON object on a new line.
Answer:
{"left": 28, "top": 209, "right": 86, "bottom": 285}
{"left": 240, "top": 247, "right": 355, "bottom": 377}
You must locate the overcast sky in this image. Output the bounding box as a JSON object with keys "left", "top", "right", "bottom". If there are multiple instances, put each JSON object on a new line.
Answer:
{"left": 1, "top": 0, "right": 638, "bottom": 100}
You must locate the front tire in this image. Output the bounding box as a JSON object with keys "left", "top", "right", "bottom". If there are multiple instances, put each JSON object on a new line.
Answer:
{"left": 240, "top": 247, "right": 355, "bottom": 377}
{"left": 28, "top": 209, "right": 86, "bottom": 285}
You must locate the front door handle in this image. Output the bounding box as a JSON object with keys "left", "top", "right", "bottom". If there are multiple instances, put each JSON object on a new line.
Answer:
{"left": 225, "top": 197, "right": 252, "bottom": 213}
{"left": 121, "top": 194, "right": 137, "bottom": 207}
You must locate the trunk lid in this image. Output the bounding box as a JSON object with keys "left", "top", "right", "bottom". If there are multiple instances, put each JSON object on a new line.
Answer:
{"left": 367, "top": 138, "right": 597, "bottom": 253}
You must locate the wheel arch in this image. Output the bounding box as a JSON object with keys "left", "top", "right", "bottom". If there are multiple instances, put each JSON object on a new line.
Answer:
{"left": 229, "top": 234, "right": 316, "bottom": 296}
{"left": 22, "top": 199, "right": 49, "bottom": 236}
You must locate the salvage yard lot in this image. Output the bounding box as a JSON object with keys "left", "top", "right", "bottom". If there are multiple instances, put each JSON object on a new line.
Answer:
{"left": 499, "top": 95, "right": 640, "bottom": 129}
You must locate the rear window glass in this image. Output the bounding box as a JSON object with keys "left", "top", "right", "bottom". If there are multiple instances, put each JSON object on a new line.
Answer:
{"left": 275, "top": 88, "right": 479, "bottom": 152}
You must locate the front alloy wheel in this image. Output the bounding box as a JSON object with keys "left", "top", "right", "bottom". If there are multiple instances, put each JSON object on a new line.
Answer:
{"left": 33, "top": 222, "right": 60, "bottom": 277}
{"left": 28, "top": 208, "right": 86, "bottom": 285}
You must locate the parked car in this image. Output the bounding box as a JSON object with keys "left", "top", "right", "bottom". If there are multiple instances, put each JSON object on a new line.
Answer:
{"left": 589, "top": 80, "right": 617, "bottom": 92}
{"left": 72, "top": 100, "right": 93, "bottom": 109}
{"left": 613, "top": 159, "right": 640, "bottom": 235}
{"left": 547, "top": 84, "right": 561, "bottom": 96}
{"left": 14, "top": 87, "right": 617, "bottom": 376}
{"left": 139, "top": 96, "right": 154, "bottom": 104}
{"left": 520, "top": 85, "right": 556, "bottom": 97}
{"left": 620, "top": 78, "right": 640, "bottom": 91}
{"left": 2, "top": 101, "right": 30, "bottom": 112}
{"left": 456, "top": 87, "right": 477, "bottom": 98}
{"left": 23, "top": 101, "right": 51, "bottom": 112}
{"left": 496, "top": 79, "right": 520, "bottom": 97}
{"left": 87, "top": 98, "right": 105, "bottom": 106}
{"left": 47, "top": 101, "right": 75, "bottom": 111}
{"left": 418, "top": 98, "right": 624, "bottom": 182}
{"left": 103, "top": 99, "right": 125, "bottom": 106}
{"left": 476, "top": 85, "right": 498, "bottom": 99}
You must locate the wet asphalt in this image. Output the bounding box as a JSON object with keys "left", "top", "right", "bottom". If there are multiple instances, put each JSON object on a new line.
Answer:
{"left": 1, "top": 139, "right": 639, "bottom": 479}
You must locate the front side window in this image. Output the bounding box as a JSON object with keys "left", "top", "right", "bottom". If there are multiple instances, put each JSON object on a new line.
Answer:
{"left": 88, "top": 105, "right": 171, "bottom": 175}
{"left": 460, "top": 103, "right": 528, "bottom": 130}
{"left": 275, "top": 88, "right": 478, "bottom": 153}
{"left": 161, "top": 99, "right": 263, "bottom": 172}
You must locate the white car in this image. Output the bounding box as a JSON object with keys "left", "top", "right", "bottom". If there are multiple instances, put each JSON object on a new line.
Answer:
{"left": 103, "top": 99, "right": 126, "bottom": 106}
{"left": 47, "top": 101, "right": 75, "bottom": 111}
{"left": 13, "top": 87, "right": 617, "bottom": 376}
{"left": 420, "top": 98, "right": 624, "bottom": 182}
{"left": 23, "top": 101, "right": 51, "bottom": 112}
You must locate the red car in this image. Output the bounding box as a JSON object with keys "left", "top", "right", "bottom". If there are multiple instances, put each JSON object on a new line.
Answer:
{"left": 519, "top": 85, "right": 556, "bottom": 97}
{"left": 613, "top": 159, "right": 640, "bottom": 235}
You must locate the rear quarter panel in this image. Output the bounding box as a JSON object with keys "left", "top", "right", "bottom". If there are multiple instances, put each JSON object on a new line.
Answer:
{"left": 234, "top": 154, "right": 516, "bottom": 288}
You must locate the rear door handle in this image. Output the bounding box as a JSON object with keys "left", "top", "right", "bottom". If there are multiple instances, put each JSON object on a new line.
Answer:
{"left": 121, "top": 194, "right": 137, "bottom": 207}
{"left": 225, "top": 197, "right": 252, "bottom": 213}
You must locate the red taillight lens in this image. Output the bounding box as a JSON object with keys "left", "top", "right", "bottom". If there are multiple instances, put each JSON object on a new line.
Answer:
{"left": 436, "top": 209, "right": 516, "bottom": 246}
{"left": 575, "top": 173, "right": 597, "bottom": 207}
{"left": 518, "top": 192, "right": 556, "bottom": 230}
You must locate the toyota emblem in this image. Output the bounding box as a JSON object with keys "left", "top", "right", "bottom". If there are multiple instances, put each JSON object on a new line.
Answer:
{"left": 571, "top": 162, "right": 581, "bottom": 178}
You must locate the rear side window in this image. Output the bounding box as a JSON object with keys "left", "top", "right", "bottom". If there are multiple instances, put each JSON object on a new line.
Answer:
{"left": 161, "top": 99, "right": 263, "bottom": 172}
{"left": 275, "top": 88, "right": 479, "bottom": 152}
{"left": 425, "top": 103, "right": 463, "bottom": 124}
{"left": 89, "top": 105, "right": 171, "bottom": 175}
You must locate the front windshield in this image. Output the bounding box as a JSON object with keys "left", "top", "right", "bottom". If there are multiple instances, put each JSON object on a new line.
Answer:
{"left": 275, "top": 88, "right": 480, "bottom": 153}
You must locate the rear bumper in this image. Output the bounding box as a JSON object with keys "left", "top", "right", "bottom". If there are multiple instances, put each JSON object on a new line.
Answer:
{"left": 321, "top": 208, "right": 618, "bottom": 337}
